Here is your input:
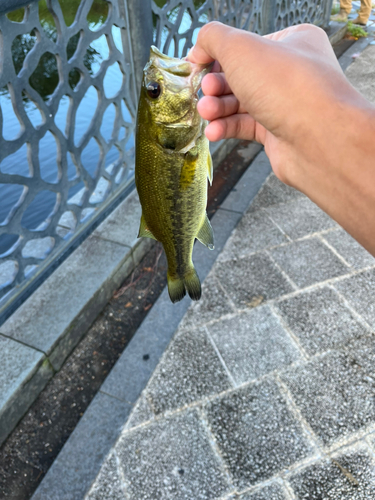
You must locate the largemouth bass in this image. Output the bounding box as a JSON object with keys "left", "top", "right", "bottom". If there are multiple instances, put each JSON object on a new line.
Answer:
{"left": 135, "top": 46, "right": 214, "bottom": 303}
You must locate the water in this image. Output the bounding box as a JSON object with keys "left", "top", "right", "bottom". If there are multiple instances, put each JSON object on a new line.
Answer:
{"left": 0, "top": 0, "right": 133, "bottom": 254}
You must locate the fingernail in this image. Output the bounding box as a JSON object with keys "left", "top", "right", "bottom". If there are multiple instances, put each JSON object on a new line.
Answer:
{"left": 187, "top": 46, "right": 195, "bottom": 60}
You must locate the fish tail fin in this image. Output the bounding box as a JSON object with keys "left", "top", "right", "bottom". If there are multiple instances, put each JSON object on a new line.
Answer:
{"left": 184, "top": 266, "right": 201, "bottom": 301}
{"left": 167, "top": 266, "right": 201, "bottom": 303}
{"left": 167, "top": 273, "right": 186, "bottom": 303}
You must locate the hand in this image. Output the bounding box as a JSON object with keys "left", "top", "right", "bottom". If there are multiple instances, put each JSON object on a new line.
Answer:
{"left": 188, "top": 22, "right": 375, "bottom": 255}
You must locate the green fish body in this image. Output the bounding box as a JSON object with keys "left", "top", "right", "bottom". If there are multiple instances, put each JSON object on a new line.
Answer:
{"left": 135, "top": 46, "right": 214, "bottom": 303}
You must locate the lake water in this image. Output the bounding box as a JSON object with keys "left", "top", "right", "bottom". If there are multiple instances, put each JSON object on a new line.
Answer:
{"left": 0, "top": 1, "right": 136, "bottom": 255}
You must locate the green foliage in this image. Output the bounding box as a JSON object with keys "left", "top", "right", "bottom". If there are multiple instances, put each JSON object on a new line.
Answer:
{"left": 331, "top": 3, "right": 340, "bottom": 14}
{"left": 6, "top": 8, "right": 24, "bottom": 22}
{"left": 6, "top": 0, "right": 108, "bottom": 27}
{"left": 347, "top": 21, "right": 367, "bottom": 38}
{"left": 6, "top": 0, "right": 108, "bottom": 102}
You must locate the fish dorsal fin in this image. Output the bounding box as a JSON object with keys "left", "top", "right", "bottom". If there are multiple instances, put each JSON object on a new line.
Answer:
{"left": 138, "top": 214, "right": 157, "bottom": 240}
{"left": 197, "top": 213, "right": 214, "bottom": 250}
{"left": 207, "top": 153, "right": 213, "bottom": 185}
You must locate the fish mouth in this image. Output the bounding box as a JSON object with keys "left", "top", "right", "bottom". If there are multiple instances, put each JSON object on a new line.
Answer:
{"left": 188, "top": 60, "right": 214, "bottom": 94}
{"left": 149, "top": 45, "right": 212, "bottom": 93}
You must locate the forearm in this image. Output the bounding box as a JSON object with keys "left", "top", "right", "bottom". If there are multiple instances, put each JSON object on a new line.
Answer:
{"left": 290, "top": 100, "right": 375, "bottom": 255}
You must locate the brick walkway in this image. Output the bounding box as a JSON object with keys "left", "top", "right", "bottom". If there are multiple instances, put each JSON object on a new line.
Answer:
{"left": 86, "top": 163, "right": 375, "bottom": 499}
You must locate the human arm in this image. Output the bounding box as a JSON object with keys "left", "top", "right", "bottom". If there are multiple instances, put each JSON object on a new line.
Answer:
{"left": 188, "top": 22, "right": 375, "bottom": 256}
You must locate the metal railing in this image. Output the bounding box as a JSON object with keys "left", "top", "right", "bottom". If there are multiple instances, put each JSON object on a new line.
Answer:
{"left": 0, "top": 0, "right": 333, "bottom": 323}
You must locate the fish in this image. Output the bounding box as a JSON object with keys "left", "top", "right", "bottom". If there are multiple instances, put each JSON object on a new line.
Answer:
{"left": 135, "top": 45, "right": 214, "bottom": 303}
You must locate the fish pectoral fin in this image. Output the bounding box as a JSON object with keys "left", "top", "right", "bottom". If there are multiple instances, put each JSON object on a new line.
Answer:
{"left": 207, "top": 153, "right": 213, "bottom": 185}
{"left": 197, "top": 213, "right": 214, "bottom": 250}
{"left": 138, "top": 215, "right": 157, "bottom": 240}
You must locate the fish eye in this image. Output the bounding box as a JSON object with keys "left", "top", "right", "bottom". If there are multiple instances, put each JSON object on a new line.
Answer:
{"left": 146, "top": 81, "right": 161, "bottom": 99}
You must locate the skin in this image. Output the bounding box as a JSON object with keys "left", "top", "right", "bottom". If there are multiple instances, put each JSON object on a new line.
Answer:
{"left": 188, "top": 22, "right": 375, "bottom": 256}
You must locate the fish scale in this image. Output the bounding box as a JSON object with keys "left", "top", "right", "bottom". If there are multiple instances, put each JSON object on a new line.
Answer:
{"left": 135, "top": 46, "right": 214, "bottom": 303}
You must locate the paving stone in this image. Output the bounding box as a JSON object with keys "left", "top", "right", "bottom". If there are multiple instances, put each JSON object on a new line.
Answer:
{"left": 346, "top": 44, "right": 375, "bottom": 103}
{"left": 146, "top": 327, "right": 232, "bottom": 414}
{"left": 125, "top": 395, "right": 155, "bottom": 430}
{"left": 0, "top": 335, "right": 53, "bottom": 446}
{"left": 0, "top": 336, "right": 44, "bottom": 414}
{"left": 368, "top": 432, "right": 375, "bottom": 452}
{"left": 265, "top": 198, "right": 336, "bottom": 240}
{"left": 207, "top": 306, "right": 301, "bottom": 385}
{"left": 270, "top": 238, "right": 350, "bottom": 288}
{"left": 249, "top": 173, "right": 303, "bottom": 212}
{"left": 220, "top": 148, "right": 271, "bottom": 214}
{"left": 193, "top": 208, "right": 243, "bottom": 281}
{"left": 218, "top": 210, "right": 288, "bottom": 262}
{"left": 92, "top": 189, "right": 141, "bottom": 248}
{"left": 238, "top": 482, "right": 288, "bottom": 500}
{"left": 215, "top": 253, "right": 294, "bottom": 309}
{"left": 275, "top": 287, "right": 367, "bottom": 355}
{"left": 323, "top": 229, "right": 375, "bottom": 270}
{"left": 205, "top": 380, "right": 314, "bottom": 489}
{"left": 86, "top": 452, "right": 125, "bottom": 500}
{"left": 281, "top": 351, "right": 375, "bottom": 447}
{"left": 289, "top": 445, "right": 375, "bottom": 499}
{"left": 343, "top": 333, "right": 375, "bottom": 375}
{"left": 180, "top": 274, "right": 234, "bottom": 329}
{"left": 339, "top": 36, "right": 372, "bottom": 72}
{"left": 334, "top": 269, "right": 375, "bottom": 325}
{"left": 115, "top": 409, "right": 230, "bottom": 500}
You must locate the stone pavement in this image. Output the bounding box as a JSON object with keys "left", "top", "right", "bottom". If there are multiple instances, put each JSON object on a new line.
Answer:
{"left": 35, "top": 43, "right": 375, "bottom": 500}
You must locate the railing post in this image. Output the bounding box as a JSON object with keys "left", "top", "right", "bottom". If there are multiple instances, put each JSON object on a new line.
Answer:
{"left": 126, "top": 0, "right": 154, "bottom": 96}
{"left": 323, "top": 0, "right": 335, "bottom": 28}
{"left": 261, "top": 0, "right": 277, "bottom": 35}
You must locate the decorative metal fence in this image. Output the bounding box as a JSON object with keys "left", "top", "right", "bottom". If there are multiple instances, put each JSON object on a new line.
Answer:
{"left": 0, "top": 0, "right": 333, "bottom": 323}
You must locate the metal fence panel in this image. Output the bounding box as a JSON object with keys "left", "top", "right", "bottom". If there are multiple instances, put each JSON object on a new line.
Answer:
{"left": 0, "top": 0, "right": 138, "bottom": 321}
{"left": 152, "top": 0, "right": 332, "bottom": 57}
{"left": 152, "top": 0, "right": 263, "bottom": 58}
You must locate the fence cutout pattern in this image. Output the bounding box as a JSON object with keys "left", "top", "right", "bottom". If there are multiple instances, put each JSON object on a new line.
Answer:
{"left": 0, "top": 0, "right": 137, "bottom": 319}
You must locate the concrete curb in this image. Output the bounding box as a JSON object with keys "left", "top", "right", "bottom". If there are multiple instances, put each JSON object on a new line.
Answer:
{"left": 31, "top": 149, "right": 272, "bottom": 500}
{"left": 325, "top": 21, "right": 348, "bottom": 45}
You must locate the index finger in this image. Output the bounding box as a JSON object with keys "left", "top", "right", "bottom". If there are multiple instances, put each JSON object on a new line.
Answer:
{"left": 187, "top": 21, "right": 266, "bottom": 76}
{"left": 201, "top": 73, "right": 232, "bottom": 96}
{"left": 187, "top": 22, "right": 229, "bottom": 65}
